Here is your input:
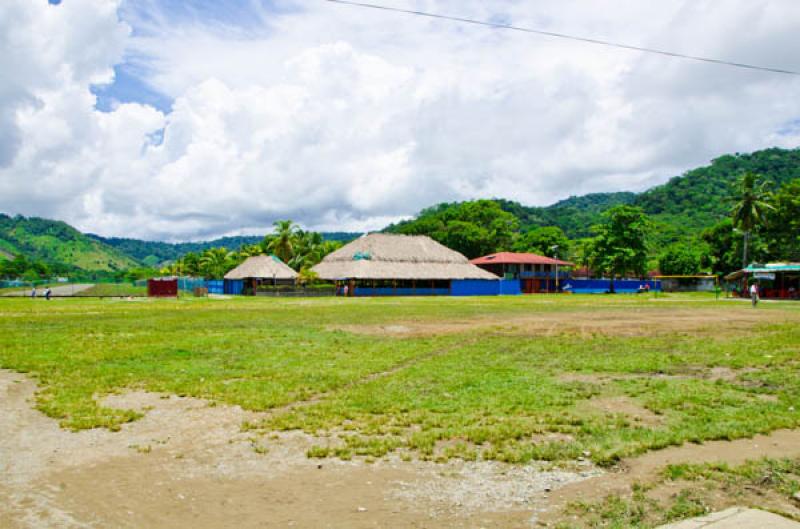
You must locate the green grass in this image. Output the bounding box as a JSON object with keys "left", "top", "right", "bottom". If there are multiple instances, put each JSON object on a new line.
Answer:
{"left": 561, "top": 457, "right": 800, "bottom": 528}
{"left": 0, "top": 293, "right": 798, "bottom": 463}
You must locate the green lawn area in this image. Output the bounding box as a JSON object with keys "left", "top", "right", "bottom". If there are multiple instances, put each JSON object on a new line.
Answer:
{"left": 0, "top": 294, "right": 798, "bottom": 466}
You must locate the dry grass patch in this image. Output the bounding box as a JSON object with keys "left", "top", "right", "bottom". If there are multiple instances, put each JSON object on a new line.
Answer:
{"left": 335, "top": 308, "right": 788, "bottom": 339}
{"left": 579, "top": 396, "right": 665, "bottom": 428}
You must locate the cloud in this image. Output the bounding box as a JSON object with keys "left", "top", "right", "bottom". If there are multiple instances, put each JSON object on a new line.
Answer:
{"left": 0, "top": 0, "right": 798, "bottom": 240}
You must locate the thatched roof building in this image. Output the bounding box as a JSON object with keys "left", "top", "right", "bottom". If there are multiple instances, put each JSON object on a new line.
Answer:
{"left": 311, "top": 233, "right": 497, "bottom": 280}
{"left": 224, "top": 255, "right": 298, "bottom": 280}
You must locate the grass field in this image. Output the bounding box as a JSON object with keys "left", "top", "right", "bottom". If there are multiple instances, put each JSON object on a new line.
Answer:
{"left": 1, "top": 293, "right": 798, "bottom": 470}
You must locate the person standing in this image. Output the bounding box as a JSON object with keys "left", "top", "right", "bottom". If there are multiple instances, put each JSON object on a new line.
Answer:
{"left": 45, "top": 287, "right": 52, "bottom": 301}
{"left": 750, "top": 281, "right": 759, "bottom": 307}
{"left": 30, "top": 286, "right": 36, "bottom": 298}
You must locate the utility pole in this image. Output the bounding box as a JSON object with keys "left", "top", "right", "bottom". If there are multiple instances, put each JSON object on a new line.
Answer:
{"left": 551, "top": 245, "right": 560, "bottom": 293}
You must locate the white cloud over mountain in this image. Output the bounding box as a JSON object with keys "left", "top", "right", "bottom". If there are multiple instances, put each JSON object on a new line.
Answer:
{"left": 0, "top": 0, "right": 798, "bottom": 240}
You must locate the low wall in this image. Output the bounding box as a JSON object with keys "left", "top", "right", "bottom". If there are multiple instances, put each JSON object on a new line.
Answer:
{"left": 353, "top": 287, "right": 449, "bottom": 296}
{"left": 451, "top": 279, "right": 520, "bottom": 296}
{"left": 561, "top": 278, "right": 661, "bottom": 294}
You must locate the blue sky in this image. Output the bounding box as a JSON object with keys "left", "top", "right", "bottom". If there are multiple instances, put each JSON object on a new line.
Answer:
{"left": 1, "top": 0, "right": 799, "bottom": 240}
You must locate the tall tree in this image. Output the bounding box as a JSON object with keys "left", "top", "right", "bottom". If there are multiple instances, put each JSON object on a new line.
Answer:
{"left": 763, "top": 178, "right": 800, "bottom": 261}
{"left": 658, "top": 243, "right": 702, "bottom": 276}
{"left": 701, "top": 218, "right": 766, "bottom": 276}
{"left": 512, "top": 226, "right": 570, "bottom": 257}
{"left": 199, "top": 248, "right": 234, "bottom": 279}
{"left": 591, "top": 205, "right": 652, "bottom": 283}
{"left": 268, "top": 220, "right": 298, "bottom": 263}
{"left": 731, "top": 171, "right": 773, "bottom": 268}
{"left": 394, "top": 200, "right": 519, "bottom": 258}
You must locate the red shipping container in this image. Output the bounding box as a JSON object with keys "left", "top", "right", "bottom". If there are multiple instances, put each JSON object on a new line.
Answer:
{"left": 148, "top": 278, "right": 178, "bottom": 298}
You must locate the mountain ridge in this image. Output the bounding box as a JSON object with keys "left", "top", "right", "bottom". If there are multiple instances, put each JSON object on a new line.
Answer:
{"left": 2, "top": 146, "right": 798, "bottom": 271}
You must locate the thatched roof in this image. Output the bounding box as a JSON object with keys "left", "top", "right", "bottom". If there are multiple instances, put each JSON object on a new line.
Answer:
{"left": 311, "top": 234, "right": 498, "bottom": 280}
{"left": 224, "top": 255, "right": 298, "bottom": 280}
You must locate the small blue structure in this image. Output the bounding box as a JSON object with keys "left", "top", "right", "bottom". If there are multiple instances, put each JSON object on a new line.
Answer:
{"left": 224, "top": 279, "right": 244, "bottom": 295}
{"left": 561, "top": 278, "right": 661, "bottom": 294}
{"left": 450, "top": 279, "right": 521, "bottom": 296}
{"left": 207, "top": 280, "right": 225, "bottom": 295}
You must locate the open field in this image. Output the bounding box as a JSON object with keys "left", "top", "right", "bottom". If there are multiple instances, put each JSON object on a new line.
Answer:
{"left": 1, "top": 293, "right": 799, "bottom": 528}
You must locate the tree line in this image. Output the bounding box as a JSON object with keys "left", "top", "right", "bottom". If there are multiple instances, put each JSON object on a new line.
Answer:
{"left": 388, "top": 173, "right": 800, "bottom": 278}
{"left": 161, "top": 221, "right": 342, "bottom": 280}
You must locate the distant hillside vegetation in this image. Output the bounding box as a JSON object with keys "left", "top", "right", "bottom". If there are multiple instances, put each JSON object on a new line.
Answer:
{"left": 634, "top": 147, "right": 800, "bottom": 232}
{"left": 91, "top": 232, "right": 362, "bottom": 266}
{"left": 0, "top": 215, "right": 138, "bottom": 271}
{"left": 4, "top": 146, "right": 797, "bottom": 272}
{"left": 391, "top": 147, "right": 800, "bottom": 243}
{"left": 495, "top": 193, "right": 637, "bottom": 238}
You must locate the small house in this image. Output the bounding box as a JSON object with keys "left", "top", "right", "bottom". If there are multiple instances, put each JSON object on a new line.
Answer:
{"left": 470, "top": 252, "right": 572, "bottom": 293}
{"left": 311, "top": 233, "right": 504, "bottom": 296}
{"left": 224, "top": 255, "right": 298, "bottom": 295}
{"left": 725, "top": 263, "right": 800, "bottom": 299}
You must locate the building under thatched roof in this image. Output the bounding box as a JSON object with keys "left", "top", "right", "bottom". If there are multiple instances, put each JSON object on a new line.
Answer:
{"left": 311, "top": 233, "right": 497, "bottom": 281}
{"left": 224, "top": 255, "right": 298, "bottom": 281}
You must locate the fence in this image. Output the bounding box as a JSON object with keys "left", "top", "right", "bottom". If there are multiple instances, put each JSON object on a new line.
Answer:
{"left": 257, "top": 286, "right": 336, "bottom": 297}
{"left": 0, "top": 281, "right": 148, "bottom": 298}
{"left": 353, "top": 286, "right": 449, "bottom": 296}
{"left": 560, "top": 278, "right": 662, "bottom": 294}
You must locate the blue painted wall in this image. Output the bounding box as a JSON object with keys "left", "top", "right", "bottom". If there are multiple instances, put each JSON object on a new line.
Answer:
{"left": 207, "top": 280, "right": 225, "bottom": 294}
{"left": 451, "top": 279, "right": 519, "bottom": 296}
{"left": 499, "top": 279, "right": 522, "bottom": 295}
{"left": 353, "top": 287, "right": 449, "bottom": 296}
{"left": 224, "top": 279, "right": 244, "bottom": 295}
{"left": 561, "top": 278, "right": 661, "bottom": 294}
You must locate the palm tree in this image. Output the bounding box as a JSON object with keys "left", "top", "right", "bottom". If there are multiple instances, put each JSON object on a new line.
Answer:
{"left": 731, "top": 172, "right": 773, "bottom": 268}
{"left": 199, "top": 247, "right": 233, "bottom": 279}
{"left": 237, "top": 244, "right": 263, "bottom": 258}
{"left": 179, "top": 252, "right": 201, "bottom": 277}
{"left": 268, "top": 220, "right": 298, "bottom": 263}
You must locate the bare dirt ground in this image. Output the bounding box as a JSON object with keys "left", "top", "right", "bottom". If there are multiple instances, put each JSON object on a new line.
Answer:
{"left": 0, "top": 370, "right": 598, "bottom": 529}
{"left": 334, "top": 307, "right": 790, "bottom": 338}
{"left": 0, "top": 284, "right": 94, "bottom": 297}
{"left": 5, "top": 369, "right": 800, "bottom": 528}
{"left": 540, "top": 429, "right": 800, "bottom": 525}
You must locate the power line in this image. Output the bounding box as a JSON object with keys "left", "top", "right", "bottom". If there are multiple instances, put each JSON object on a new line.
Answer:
{"left": 323, "top": 0, "right": 800, "bottom": 76}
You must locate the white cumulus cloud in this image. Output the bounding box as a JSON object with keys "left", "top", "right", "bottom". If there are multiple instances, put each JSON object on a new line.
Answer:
{"left": 0, "top": 0, "right": 798, "bottom": 240}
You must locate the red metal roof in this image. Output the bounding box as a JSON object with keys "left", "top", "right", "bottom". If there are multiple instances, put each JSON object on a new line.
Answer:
{"left": 470, "top": 252, "right": 573, "bottom": 266}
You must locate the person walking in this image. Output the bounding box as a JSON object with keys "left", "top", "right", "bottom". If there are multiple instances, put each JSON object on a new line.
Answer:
{"left": 45, "top": 287, "right": 52, "bottom": 301}
{"left": 749, "top": 281, "right": 759, "bottom": 307}
{"left": 30, "top": 286, "right": 36, "bottom": 298}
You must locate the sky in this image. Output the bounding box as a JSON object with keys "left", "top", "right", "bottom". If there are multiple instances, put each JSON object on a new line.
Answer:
{"left": 0, "top": 0, "right": 799, "bottom": 241}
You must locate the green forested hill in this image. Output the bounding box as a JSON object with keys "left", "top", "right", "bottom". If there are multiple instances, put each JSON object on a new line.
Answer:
{"left": 393, "top": 147, "right": 800, "bottom": 243}
{"left": 3, "top": 146, "right": 797, "bottom": 274}
{"left": 496, "top": 192, "right": 637, "bottom": 238}
{"left": 0, "top": 215, "right": 138, "bottom": 272}
{"left": 634, "top": 148, "right": 800, "bottom": 231}
{"left": 91, "top": 232, "right": 361, "bottom": 267}
{"left": 88, "top": 235, "right": 266, "bottom": 267}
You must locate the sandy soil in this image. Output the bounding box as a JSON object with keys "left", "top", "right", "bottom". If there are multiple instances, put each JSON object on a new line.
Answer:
{"left": 334, "top": 307, "right": 788, "bottom": 338}
{"left": 540, "top": 429, "right": 800, "bottom": 524}
{"left": 0, "top": 284, "right": 94, "bottom": 297}
{"left": 4, "top": 368, "right": 800, "bottom": 528}
{"left": 579, "top": 395, "right": 665, "bottom": 427}
{"left": 0, "top": 370, "right": 597, "bottom": 529}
